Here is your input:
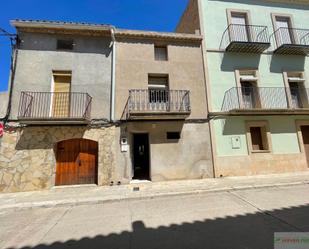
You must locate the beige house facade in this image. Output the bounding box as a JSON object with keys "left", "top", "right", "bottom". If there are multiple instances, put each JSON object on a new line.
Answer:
{"left": 113, "top": 30, "right": 213, "bottom": 183}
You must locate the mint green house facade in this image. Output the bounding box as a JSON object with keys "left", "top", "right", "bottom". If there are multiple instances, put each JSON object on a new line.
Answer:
{"left": 177, "top": 0, "right": 309, "bottom": 176}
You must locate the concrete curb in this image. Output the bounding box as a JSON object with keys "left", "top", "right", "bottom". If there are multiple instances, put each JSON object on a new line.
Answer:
{"left": 1, "top": 180, "right": 308, "bottom": 212}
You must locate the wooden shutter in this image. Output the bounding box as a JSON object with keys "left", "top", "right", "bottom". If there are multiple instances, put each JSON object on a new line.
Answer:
{"left": 52, "top": 72, "right": 72, "bottom": 118}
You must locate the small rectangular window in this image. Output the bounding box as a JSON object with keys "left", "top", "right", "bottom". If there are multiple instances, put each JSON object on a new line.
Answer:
{"left": 57, "top": 39, "right": 74, "bottom": 50}
{"left": 154, "top": 45, "right": 168, "bottom": 61}
{"left": 250, "top": 127, "right": 264, "bottom": 150}
{"left": 247, "top": 121, "right": 271, "bottom": 153}
{"left": 167, "top": 132, "right": 180, "bottom": 140}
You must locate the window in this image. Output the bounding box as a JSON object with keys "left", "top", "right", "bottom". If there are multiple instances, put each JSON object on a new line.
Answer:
{"left": 230, "top": 13, "right": 249, "bottom": 42}
{"left": 148, "top": 75, "right": 169, "bottom": 103}
{"left": 154, "top": 45, "right": 168, "bottom": 61}
{"left": 227, "top": 9, "right": 251, "bottom": 42}
{"left": 271, "top": 14, "right": 294, "bottom": 46}
{"left": 250, "top": 127, "right": 264, "bottom": 150}
{"left": 167, "top": 132, "right": 180, "bottom": 140}
{"left": 57, "top": 39, "right": 74, "bottom": 50}
{"left": 237, "top": 70, "right": 259, "bottom": 109}
{"left": 52, "top": 71, "right": 72, "bottom": 117}
{"left": 246, "top": 121, "right": 271, "bottom": 153}
{"left": 284, "top": 72, "right": 307, "bottom": 108}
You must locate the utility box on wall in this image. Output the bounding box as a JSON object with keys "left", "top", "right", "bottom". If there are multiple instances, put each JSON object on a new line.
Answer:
{"left": 121, "top": 137, "right": 128, "bottom": 152}
{"left": 231, "top": 136, "right": 241, "bottom": 149}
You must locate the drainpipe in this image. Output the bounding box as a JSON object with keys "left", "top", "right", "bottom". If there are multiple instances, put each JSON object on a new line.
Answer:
{"left": 110, "top": 26, "right": 116, "bottom": 122}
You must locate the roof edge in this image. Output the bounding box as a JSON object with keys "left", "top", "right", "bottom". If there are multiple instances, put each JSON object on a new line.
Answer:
{"left": 10, "top": 19, "right": 114, "bottom": 32}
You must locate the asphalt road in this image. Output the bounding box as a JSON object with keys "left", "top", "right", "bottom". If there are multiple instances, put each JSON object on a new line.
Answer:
{"left": 1, "top": 184, "right": 308, "bottom": 249}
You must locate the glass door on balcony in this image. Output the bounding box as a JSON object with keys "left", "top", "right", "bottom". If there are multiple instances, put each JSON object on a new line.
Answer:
{"left": 275, "top": 17, "right": 293, "bottom": 45}
{"left": 148, "top": 75, "right": 169, "bottom": 111}
{"left": 241, "top": 82, "right": 257, "bottom": 109}
{"left": 52, "top": 72, "right": 72, "bottom": 118}
{"left": 289, "top": 82, "right": 302, "bottom": 108}
{"left": 231, "top": 13, "right": 249, "bottom": 42}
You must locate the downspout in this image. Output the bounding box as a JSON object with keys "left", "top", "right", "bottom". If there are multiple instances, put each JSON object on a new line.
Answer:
{"left": 110, "top": 26, "right": 116, "bottom": 122}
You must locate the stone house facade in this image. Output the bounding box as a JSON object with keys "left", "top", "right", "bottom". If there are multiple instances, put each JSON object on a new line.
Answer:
{"left": 0, "top": 20, "right": 214, "bottom": 192}
{"left": 177, "top": 0, "right": 309, "bottom": 177}
{"left": 0, "top": 20, "right": 117, "bottom": 192}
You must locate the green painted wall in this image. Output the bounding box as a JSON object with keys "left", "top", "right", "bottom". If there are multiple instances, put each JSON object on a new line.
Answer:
{"left": 214, "top": 115, "right": 304, "bottom": 156}
{"left": 199, "top": 0, "right": 309, "bottom": 156}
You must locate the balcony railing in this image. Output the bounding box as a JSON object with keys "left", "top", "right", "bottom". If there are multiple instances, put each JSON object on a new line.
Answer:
{"left": 271, "top": 27, "right": 309, "bottom": 55}
{"left": 220, "top": 24, "right": 270, "bottom": 53}
{"left": 125, "top": 89, "right": 190, "bottom": 119}
{"left": 221, "top": 87, "right": 309, "bottom": 112}
{"left": 18, "top": 91, "right": 92, "bottom": 122}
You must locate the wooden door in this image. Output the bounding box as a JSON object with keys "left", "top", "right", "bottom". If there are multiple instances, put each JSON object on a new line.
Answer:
{"left": 52, "top": 72, "right": 71, "bottom": 118}
{"left": 301, "top": 126, "right": 309, "bottom": 167}
{"left": 56, "top": 139, "right": 98, "bottom": 186}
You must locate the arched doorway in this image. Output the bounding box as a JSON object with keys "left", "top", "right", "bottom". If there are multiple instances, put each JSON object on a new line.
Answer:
{"left": 55, "top": 139, "right": 98, "bottom": 186}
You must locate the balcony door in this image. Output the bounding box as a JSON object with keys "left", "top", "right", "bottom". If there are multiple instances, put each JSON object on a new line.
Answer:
{"left": 241, "top": 82, "right": 258, "bottom": 109}
{"left": 231, "top": 12, "right": 250, "bottom": 42}
{"left": 52, "top": 71, "right": 72, "bottom": 118}
{"left": 289, "top": 82, "right": 302, "bottom": 108}
{"left": 148, "top": 75, "right": 169, "bottom": 111}
{"left": 275, "top": 16, "right": 293, "bottom": 45}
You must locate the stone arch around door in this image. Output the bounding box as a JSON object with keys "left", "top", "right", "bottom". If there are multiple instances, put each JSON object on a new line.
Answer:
{"left": 55, "top": 138, "right": 98, "bottom": 186}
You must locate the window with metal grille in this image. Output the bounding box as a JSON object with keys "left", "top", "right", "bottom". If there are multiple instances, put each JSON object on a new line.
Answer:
{"left": 148, "top": 75, "right": 169, "bottom": 103}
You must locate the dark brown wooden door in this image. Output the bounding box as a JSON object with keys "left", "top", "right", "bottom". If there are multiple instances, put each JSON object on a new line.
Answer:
{"left": 56, "top": 139, "right": 98, "bottom": 186}
{"left": 301, "top": 126, "right": 309, "bottom": 167}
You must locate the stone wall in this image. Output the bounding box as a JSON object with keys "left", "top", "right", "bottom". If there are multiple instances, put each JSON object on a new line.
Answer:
{"left": 0, "top": 125, "right": 116, "bottom": 193}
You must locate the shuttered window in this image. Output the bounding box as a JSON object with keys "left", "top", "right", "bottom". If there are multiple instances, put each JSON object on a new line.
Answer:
{"left": 52, "top": 71, "right": 72, "bottom": 117}
{"left": 154, "top": 46, "right": 168, "bottom": 61}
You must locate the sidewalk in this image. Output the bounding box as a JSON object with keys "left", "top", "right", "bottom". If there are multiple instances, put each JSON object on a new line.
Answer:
{"left": 0, "top": 171, "right": 308, "bottom": 211}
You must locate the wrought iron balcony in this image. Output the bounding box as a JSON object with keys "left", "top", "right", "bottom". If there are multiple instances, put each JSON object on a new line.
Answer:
{"left": 18, "top": 91, "right": 92, "bottom": 124}
{"left": 124, "top": 89, "right": 191, "bottom": 120}
{"left": 221, "top": 87, "right": 309, "bottom": 113}
{"left": 271, "top": 27, "right": 309, "bottom": 55}
{"left": 220, "top": 24, "right": 270, "bottom": 53}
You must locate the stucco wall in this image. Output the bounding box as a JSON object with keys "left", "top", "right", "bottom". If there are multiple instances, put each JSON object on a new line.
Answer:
{"left": 0, "top": 126, "right": 116, "bottom": 193}
{"left": 213, "top": 115, "right": 308, "bottom": 156}
{"left": 115, "top": 38, "right": 208, "bottom": 120}
{"left": 0, "top": 92, "right": 8, "bottom": 118}
{"left": 199, "top": 0, "right": 309, "bottom": 111}
{"left": 212, "top": 115, "right": 309, "bottom": 176}
{"left": 113, "top": 121, "right": 213, "bottom": 182}
{"left": 196, "top": 0, "right": 309, "bottom": 173}
{"left": 10, "top": 32, "right": 112, "bottom": 120}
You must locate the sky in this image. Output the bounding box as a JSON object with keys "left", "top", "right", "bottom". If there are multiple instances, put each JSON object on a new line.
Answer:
{"left": 0, "top": 0, "right": 188, "bottom": 91}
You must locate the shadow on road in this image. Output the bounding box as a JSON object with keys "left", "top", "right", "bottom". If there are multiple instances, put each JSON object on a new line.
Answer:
{"left": 10, "top": 204, "right": 309, "bottom": 249}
